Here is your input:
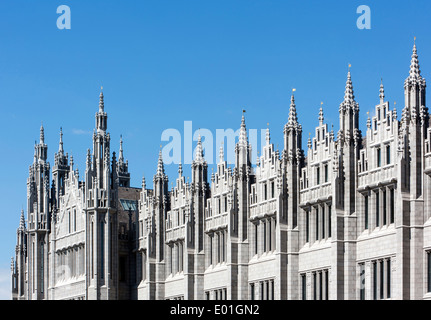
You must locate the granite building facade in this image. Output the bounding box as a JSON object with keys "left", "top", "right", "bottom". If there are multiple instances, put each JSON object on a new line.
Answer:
{"left": 11, "top": 42, "right": 431, "bottom": 300}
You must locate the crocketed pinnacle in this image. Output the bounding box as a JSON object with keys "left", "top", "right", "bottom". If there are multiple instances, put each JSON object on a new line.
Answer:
{"left": 40, "top": 123, "right": 45, "bottom": 144}
{"left": 119, "top": 135, "right": 124, "bottom": 164}
{"left": 99, "top": 90, "right": 104, "bottom": 112}
{"left": 195, "top": 134, "right": 204, "bottom": 163}
{"left": 178, "top": 162, "right": 183, "bottom": 176}
{"left": 142, "top": 175, "right": 146, "bottom": 189}
{"left": 239, "top": 113, "right": 248, "bottom": 147}
{"left": 58, "top": 127, "right": 64, "bottom": 154}
{"left": 265, "top": 127, "right": 271, "bottom": 145}
{"left": 156, "top": 150, "right": 165, "bottom": 177}
{"left": 408, "top": 41, "right": 421, "bottom": 81}
{"left": 19, "top": 209, "right": 25, "bottom": 231}
{"left": 343, "top": 70, "right": 355, "bottom": 105}
{"left": 379, "top": 79, "right": 385, "bottom": 103}
{"left": 319, "top": 107, "right": 324, "bottom": 124}
{"left": 287, "top": 94, "right": 298, "bottom": 126}
{"left": 219, "top": 143, "right": 224, "bottom": 163}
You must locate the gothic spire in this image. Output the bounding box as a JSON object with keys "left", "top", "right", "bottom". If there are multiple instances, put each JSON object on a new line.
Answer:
{"left": 265, "top": 125, "right": 271, "bottom": 145}
{"left": 156, "top": 150, "right": 165, "bottom": 177}
{"left": 195, "top": 134, "right": 205, "bottom": 163}
{"left": 142, "top": 175, "right": 146, "bottom": 189}
{"left": 40, "top": 123, "right": 45, "bottom": 144}
{"left": 287, "top": 94, "right": 298, "bottom": 126}
{"left": 219, "top": 143, "right": 224, "bottom": 163}
{"left": 379, "top": 79, "right": 385, "bottom": 103}
{"left": 99, "top": 88, "right": 104, "bottom": 112}
{"left": 239, "top": 111, "right": 248, "bottom": 147}
{"left": 119, "top": 135, "right": 124, "bottom": 164}
{"left": 343, "top": 69, "right": 355, "bottom": 105}
{"left": 178, "top": 162, "right": 183, "bottom": 177}
{"left": 19, "top": 209, "right": 25, "bottom": 231}
{"left": 58, "top": 127, "right": 64, "bottom": 154}
{"left": 408, "top": 38, "right": 421, "bottom": 81}
{"left": 319, "top": 104, "right": 324, "bottom": 124}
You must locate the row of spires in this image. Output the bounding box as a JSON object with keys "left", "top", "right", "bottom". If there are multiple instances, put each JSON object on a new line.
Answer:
{"left": 33, "top": 40, "right": 423, "bottom": 188}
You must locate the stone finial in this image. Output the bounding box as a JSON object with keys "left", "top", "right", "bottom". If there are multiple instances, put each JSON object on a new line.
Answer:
{"left": 99, "top": 89, "right": 104, "bottom": 112}
{"left": 238, "top": 111, "right": 248, "bottom": 147}
{"left": 19, "top": 209, "right": 26, "bottom": 231}
{"left": 319, "top": 102, "right": 324, "bottom": 124}
{"left": 40, "top": 123, "right": 45, "bottom": 144}
{"left": 156, "top": 150, "right": 165, "bottom": 177}
{"left": 58, "top": 127, "right": 64, "bottom": 153}
{"left": 287, "top": 93, "right": 298, "bottom": 127}
{"left": 178, "top": 162, "right": 183, "bottom": 177}
{"left": 119, "top": 135, "right": 124, "bottom": 164}
{"left": 409, "top": 38, "right": 421, "bottom": 81}
{"left": 265, "top": 124, "right": 271, "bottom": 146}
{"left": 379, "top": 79, "right": 385, "bottom": 103}
{"left": 195, "top": 134, "right": 204, "bottom": 163}
{"left": 142, "top": 175, "right": 146, "bottom": 189}
{"left": 219, "top": 143, "right": 224, "bottom": 163}
{"left": 343, "top": 69, "right": 355, "bottom": 105}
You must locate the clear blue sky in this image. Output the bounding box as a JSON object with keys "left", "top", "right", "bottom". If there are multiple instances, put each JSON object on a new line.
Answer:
{"left": 0, "top": 0, "right": 430, "bottom": 299}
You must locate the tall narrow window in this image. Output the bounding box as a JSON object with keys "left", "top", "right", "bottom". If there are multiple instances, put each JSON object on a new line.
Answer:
{"left": 222, "top": 232, "right": 225, "bottom": 262}
{"left": 40, "top": 242, "right": 44, "bottom": 293}
{"left": 328, "top": 205, "right": 332, "bottom": 238}
{"left": 263, "top": 221, "right": 267, "bottom": 252}
{"left": 380, "top": 260, "right": 384, "bottom": 300}
{"left": 271, "top": 181, "right": 275, "bottom": 198}
{"left": 428, "top": 251, "right": 431, "bottom": 293}
{"left": 217, "top": 233, "right": 221, "bottom": 263}
{"left": 324, "top": 165, "right": 328, "bottom": 183}
{"left": 319, "top": 272, "right": 323, "bottom": 300}
{"left": 74, "top": 209, "right": 77, "bottom": 232}
{"left": 360, "top": 264, "right": 365, "bottom": 300}
{"left": 68, "top": 211, "right": 71, "bottom": 233}
{"left": 322, "top": 206, "right": 325, "bottom": 239}
{"left": 264, "top": 184, "right": 267, "bottom": 201}
{"left": 313, "top": 273, "right": 317, "bottom": 300}
{"left": 315, "top": 207, "right": 319, "bottom": 241}
{"left": 390, "top": 189, "right": 395, "bottom": 224}
{"left": 268, "top": 219, "right": 272, "bottom": 251}
{"left": 306, "top": 211, "right": 310, "bottom": 243}
{"left": 376, "top": 192, "right": 380, "bottom": 227}
{"left": 386, "top": 145, "right": 391, "bottom": 165}
{"left": 302, "top": 274, "right": 307, "bottom": 300}
{"left": 387, "top": 259, "right": 391, "bottom": 299}
{"left": 100, "top": 221, "right": 104, "bottom": 279}
{"left": 250, "top": 283, "right": 255, "bottom": 300}
{"left": 383, "top": 190, "right": 387, "bottom": 226}
{"left": 254, "top": 224, "right": 258, "bottom": 255}
{"left": 373, "top": 262, "right": 377, "bottom": 300}
{"left": 365, "top": 195, "right": 369, "bottom": 230}
{"left": 317, "top": 167, "right": 320, "bottom": 185}
{"left": 224, "top": 197, "right": 227, "bottom": 213}
{"left": 210, "top": 235, "right": 213, "bottom": 265}
{"left": 377, "top": 148, "right": 381, "bottom": 167}
{"left": 260, "top": 282, "right": 264, "bottom": 300}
